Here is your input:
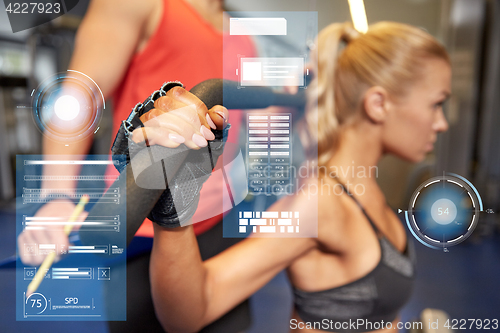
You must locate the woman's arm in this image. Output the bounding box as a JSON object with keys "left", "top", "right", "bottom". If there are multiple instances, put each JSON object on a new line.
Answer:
{"left": 150, "top": 224, "right": 206, "bottom": 333}
{"left": 150, "top": 219, "right": 316, "bottom": 333}
{"left": 131, "top": 86, "right": 316, "bottom": 332}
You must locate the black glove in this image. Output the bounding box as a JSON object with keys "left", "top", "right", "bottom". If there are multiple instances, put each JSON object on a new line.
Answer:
{"left": 147, "top": 127, "right": 227, "bottom": 227}
{"left": 111, "top": 82, "right": 228, "bottom": 228}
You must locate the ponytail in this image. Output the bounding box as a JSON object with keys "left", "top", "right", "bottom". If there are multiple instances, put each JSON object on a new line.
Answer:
{"left": 303, "top": 22, "right": 360, "bottom": 167}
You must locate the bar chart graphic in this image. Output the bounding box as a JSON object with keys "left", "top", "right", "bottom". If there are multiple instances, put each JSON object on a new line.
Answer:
{"left": 52, "top": 268, "right": 93, "bottom": 280}
{"left": 247, "top": 114, "right": 293, "bottom": 196}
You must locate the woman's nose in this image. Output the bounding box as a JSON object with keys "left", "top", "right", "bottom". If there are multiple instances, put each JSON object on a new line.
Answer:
{"left": 433, "top": 109, "right": 449, "bottom": 132}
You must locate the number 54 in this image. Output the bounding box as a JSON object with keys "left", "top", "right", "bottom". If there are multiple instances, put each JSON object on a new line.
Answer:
{"left": 438, "top": 207, "right": 449, "bottom": 215}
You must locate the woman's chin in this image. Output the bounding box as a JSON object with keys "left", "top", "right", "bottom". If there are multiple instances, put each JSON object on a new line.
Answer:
{"left": 392, "top": 151, "right": 426, "bottom": 163}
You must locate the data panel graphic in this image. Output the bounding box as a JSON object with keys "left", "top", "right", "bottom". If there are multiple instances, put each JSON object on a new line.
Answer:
{"left": 16, "top": 155, "right": 126, "bottom": 321}
{"left": 240, "top": 57, "right": 305, "bottom": 87}
{"left": 223, "top": 11, "right": 318, "bottom": 238}
{"left": 238, "top": 211, "right": 300, "bottom": 234}
{"left": 247, "top": 113, "right": 292, "bottom": 196}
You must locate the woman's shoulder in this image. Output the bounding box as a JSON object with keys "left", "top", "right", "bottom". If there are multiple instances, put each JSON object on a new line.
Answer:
{"left": 270, "top": 176, "right": 353, "bottom": 248}
{"left": 293, "top": 175, "right": 352, "bottom": 218}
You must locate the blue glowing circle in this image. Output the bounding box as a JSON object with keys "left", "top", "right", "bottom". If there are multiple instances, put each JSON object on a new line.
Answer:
{"left": 54, "top": 94, "right": 80, "bottom": 121}
{"left": 32, "top": 71, "right": 105, "bottom": 143}
{"left": 405, "top": 174, "right": 482, "bottom": 249}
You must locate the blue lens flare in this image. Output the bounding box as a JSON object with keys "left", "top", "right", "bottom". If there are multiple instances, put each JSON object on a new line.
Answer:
{"left": 413, "top": 183, "right": 473, "bottom": 241}
{"left": 405, "top": 174, "right": 482, "bottom": 250}
{"left": 32, "top": 71, "right": 104, "bottom": 143}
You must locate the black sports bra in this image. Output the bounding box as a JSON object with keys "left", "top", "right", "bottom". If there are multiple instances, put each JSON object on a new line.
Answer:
{"left": 293, "top": 181, "right": 415, "bottom": 332}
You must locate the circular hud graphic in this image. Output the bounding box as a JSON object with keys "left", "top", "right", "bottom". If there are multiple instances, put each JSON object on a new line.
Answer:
{"left": 32, "top": 70, "right": 105, "bottom": 143}
{"left": 405, "top": 174, "right": 483, "bottom": 250}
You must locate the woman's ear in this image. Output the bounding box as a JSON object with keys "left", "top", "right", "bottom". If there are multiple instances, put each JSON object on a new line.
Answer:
{"left": 363, "top": 86, "right": 389, "bottom": 123}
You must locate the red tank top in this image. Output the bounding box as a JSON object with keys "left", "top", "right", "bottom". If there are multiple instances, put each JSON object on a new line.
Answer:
{"left": 108, "top": 0, "right": 255, "bottom": 237}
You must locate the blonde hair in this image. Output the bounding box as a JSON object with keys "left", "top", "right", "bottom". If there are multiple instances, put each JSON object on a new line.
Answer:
{"left": 304, "top": 21, "right": 450, "bottom": 167}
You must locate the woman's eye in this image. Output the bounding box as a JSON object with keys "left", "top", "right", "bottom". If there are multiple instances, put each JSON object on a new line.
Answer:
{"left": 433, "top": 101, "right": 444, "bottom": 109}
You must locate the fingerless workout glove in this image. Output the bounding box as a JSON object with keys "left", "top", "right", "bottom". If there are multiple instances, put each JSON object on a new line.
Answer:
{"left": 111, "top": 82, "right": 229, "bottom": 228}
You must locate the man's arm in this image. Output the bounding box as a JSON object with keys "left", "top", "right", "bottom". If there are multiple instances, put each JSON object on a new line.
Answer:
{"left": 19, "top": 0, "right": 159, "bottom": 265}
{"left": 43, "top": 0, "right": 158, "bottom": 191}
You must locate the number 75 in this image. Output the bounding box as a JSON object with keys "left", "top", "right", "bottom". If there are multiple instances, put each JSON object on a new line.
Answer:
{"left": 31, "top": 299, "right": 42, "bottom": 308}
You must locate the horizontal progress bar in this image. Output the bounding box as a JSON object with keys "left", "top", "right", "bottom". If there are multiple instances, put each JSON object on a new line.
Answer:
{"left": 68, "top": 250, "right": 106, "bottom": 253}
{"left": 25, "top": 160, "right": 117, "bottom": 165}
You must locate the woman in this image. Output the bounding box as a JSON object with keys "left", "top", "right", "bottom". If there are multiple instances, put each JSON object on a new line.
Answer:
{"left": 135, "top": 21, "right": 451, "bottom": 332}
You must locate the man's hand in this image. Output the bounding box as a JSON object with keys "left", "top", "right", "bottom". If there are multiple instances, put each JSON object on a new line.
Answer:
{"left": 18, "top": 200, "right": 88, "bottom": 266}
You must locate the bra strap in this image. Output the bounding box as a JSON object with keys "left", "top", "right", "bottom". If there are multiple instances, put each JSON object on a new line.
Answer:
{"left": 332, "top": 179, "right": 381, "bottom": 235}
